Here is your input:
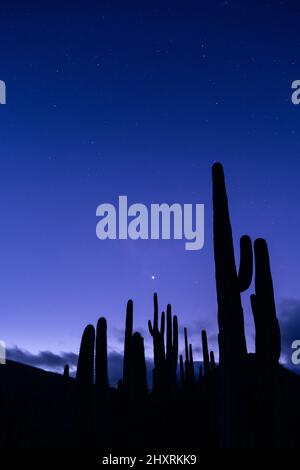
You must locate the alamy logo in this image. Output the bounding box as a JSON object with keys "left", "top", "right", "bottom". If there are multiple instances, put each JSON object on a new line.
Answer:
{"left": 0, "top": 80, "right": 6, "bottom": 104}
{"left": 291, "top": 340, "right": 300, "bottom": 365}
{"left": 96, "top": 196, "right": 204, "bottom": 251}
{"left": 291, "top": 80, "right": 300, "bottom": 105}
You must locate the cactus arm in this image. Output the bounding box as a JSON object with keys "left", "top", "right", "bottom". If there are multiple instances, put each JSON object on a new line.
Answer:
{"left": 210, "top": 351, "right": 216, "bottom": 370}
{"left": 238, "top": 235, "right": 253, "bottom": 292}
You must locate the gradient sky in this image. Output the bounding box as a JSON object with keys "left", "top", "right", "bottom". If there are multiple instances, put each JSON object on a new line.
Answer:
{"left": 1, "top": 1, "right": 300, "bottom": 371}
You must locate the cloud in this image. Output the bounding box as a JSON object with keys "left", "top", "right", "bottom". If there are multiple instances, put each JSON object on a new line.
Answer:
{"left": 7, "top": 346, "right": 78, "bottom": 372}
{"left": 6, "top": 346, "right": 154, "bottom": 386}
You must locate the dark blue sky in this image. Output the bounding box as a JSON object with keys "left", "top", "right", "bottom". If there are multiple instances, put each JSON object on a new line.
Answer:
{"left": 1, "top": 1, "right": 300, "bottom": 370}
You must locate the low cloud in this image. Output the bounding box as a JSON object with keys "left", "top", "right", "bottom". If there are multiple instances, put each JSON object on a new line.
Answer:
{"left": 7, "top": 346, "right": 78, "bottom": 372}
{"left": 7, "top": 346, "right": 154, "bottom": 386}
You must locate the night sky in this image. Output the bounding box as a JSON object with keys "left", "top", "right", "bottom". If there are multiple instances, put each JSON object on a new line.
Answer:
{"left": 1, "top": 1, "right": 300, "bottom": 376}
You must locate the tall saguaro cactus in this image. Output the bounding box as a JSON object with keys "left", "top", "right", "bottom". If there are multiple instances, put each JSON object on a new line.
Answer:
{"left": 251, "top": 238, "right": 281, "bottom": 365}
{"left": 76, "top": 324, "right": 95, "bottom": 385}
{"left": 184, "top": 327, "right": 190, "bottom": 385}
{"left": 123, "top": 299, "right": 133, "bottom": 390}
{"left": 212, "top": 163, "right": 254, "bottom": 449}
{"left": 189, "top": 344, "right": 195, "bottom": 385}
{"left": 179, "top": 354, "right": 185, "bottom": 388}
{"left": 130, "top": 332, "right": 148, "bottom": 398}
{"left": 212, "top": 162, "right": 253, "bottom": 365}
{"left": 96, "top": 317, "right": 109, "bottom": 392}
{"left": 201, "top": 330, "right": 210, "bottom": 377}
{"left": 165, "top": 304, "right": 178, "bottom": 387}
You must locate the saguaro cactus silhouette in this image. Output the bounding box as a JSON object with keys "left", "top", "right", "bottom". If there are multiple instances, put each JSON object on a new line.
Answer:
{"left": 148, "top": 293, "right": 165, "bottom": 390}
{"left": 189, "top": 343, "right": 195, "bottom": 385}
{"left": 123, "top": 299, "right": 133, "bottom": 390}
{"left": 199, "top": 365, "right": 204, "bottom": 382}
{"left": 251, "top": 238, "right": 281, "bottom": 364}
{"left": 179, "top": 354, "right": 185, "bottom": 388}
{"left": 148, "top": 294, "right": 165, "bottom": 367}
{"left": 212, "top": 162, "right": 253, "bottom": 365}
{"left": 184, "top": 327, "right": 190, "bottom": 385}
{"left": 76, "top": 324, "right": 95, "bottom": 385}
{"left": 96, "top": 317, "right": 109, "bottom": 391}
{"left": 165, "top": 303, "right": 178, "bottom": 387}
{"left": 182, "top": 328, "right": 195, "bottom": 387}
{"left": 212, "top": 163, "right": 254, "bottom": 449}
{"left": 130, "top": 332, "right": 148, "bottom": 398}
{"left": 63, "top": 364, "right": 69, "bottom": 379}
{"left": 148, "top": 295, "right": 178, "bottom": 392}
{"left": 210, "top": 351, "right": 216, "bottom": 371}
{"left": 202, "top": 330, "right": 210, "bottom": 377}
